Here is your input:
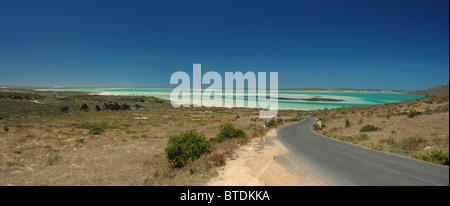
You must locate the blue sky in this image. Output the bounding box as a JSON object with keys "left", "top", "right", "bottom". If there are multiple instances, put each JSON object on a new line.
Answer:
{"left": 0, "top": 0, "right": 448, "bottom": 90}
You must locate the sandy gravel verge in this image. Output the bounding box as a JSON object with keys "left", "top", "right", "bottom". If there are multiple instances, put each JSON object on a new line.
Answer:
{"left": 207, "top": 129, "right": 319, "bottom": 186}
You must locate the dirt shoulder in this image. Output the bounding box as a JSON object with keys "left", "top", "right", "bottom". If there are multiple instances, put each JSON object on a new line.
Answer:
{"left": 207, "top": 129, "right": 320, "bottom": 186}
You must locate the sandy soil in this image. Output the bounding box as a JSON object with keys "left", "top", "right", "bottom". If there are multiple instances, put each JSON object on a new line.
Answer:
{"left": 207, "top": 129, "right": 320, "bottom": 186}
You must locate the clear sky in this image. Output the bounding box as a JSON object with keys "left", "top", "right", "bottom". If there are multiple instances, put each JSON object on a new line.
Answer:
{"left": 0, "top": 0, "right": 448, "bottom": 90}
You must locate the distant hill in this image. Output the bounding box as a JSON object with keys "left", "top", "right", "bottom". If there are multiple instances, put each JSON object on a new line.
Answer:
{"left": 404, "top": 83, "right": 449, "bottom": 96}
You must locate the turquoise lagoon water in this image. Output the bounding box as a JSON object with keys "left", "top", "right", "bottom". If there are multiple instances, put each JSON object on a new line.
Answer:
{"left": 40, "top": 88, "right": 424, "bottom": 111}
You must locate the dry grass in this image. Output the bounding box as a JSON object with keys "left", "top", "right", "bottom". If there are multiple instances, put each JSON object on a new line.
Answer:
{"left": 0, "top": 89, "right": 301, "bottom": 185}
{"left": 5, "top": 88, "right": 444, "bottom": 184}
{"left": 145, "top": 136, "right": 254, "bottom": 186}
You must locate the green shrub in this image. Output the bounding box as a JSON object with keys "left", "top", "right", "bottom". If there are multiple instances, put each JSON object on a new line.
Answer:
{"left": 165, "top": 130, "right": 213, "bottom": 168}
{"left": 412, "top": 150, "right": 449, "bottom": 165}
{"left": 276, "top": 118, "right": 284, "bottom": 124}
{"left": 312, "top": 123, "right": 326, "bottom": 131}
{"left": 104, "top": 102, "right": 121, "bottom": 111}
{"left": 80, "top": 103, "right": 89, "bottom": 112}
{"left": 359, "top": 125, "right": 378, "bottom": 133}
{"left": 121, "top": 103, "right": 131, "bottom": 110}
{"left": 215, "top": 122, "right": 246, "bottom": 142}
{"left": 266, "top": 119, "right": 278, "bottom": 127}
{"left": 312, "top": 123, "right": 320, "bottom": 131}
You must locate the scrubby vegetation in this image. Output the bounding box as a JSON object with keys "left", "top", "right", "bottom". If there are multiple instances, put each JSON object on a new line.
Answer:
{"left": 412, "top": 150, "right": 449, "bottom": 166}
{"left": 0, "top": 90, "right": 171, "bottom": 119}
{"left": 80, "top": 104, "right": 89, "bottom": 112}
{"left": 398, "top": 136, "right": 428, "bottom": 151}
{"left": 1, "top": 85, "right": 448, "bottom": 185}
{"left": 266, "top": 118, "right": 284, "bottom": 127}
{"left": 359, "top": 125, "right": 378, "bottom": 133}
{"left": 0, "top": 92, "right": 44, "bottom": 100}
{"left": 165, "top": 130, "right": 213, "bottom": 168}
{"left": 103, "top": 102, "right": 132, "bottom": 111}
{"left": 312, "top": 122, "right": 326, "bottom": 131}
{"left": 1, "top": 88, "right": 299, "bottom": 185}
{"left": 213, "top": 122, "right": 246, "bottom": 142}
{"left": 378, "top": 137, "right": 396, "bottom": 146}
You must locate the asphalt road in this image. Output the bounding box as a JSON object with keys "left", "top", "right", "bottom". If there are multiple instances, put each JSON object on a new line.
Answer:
{"left": 275, "top": 117, "right": 449, "bottom": 186}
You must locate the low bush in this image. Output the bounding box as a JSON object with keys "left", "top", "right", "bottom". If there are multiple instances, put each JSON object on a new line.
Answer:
{"left": 103, "top": 102, "right": 132, "bottom": 111}
{"left": 80, "top": 104, "right": 89, "bottom": 112}
{"left": 266, "top": 119, "right": 278, "bottom": 127}
{"left": 165, "top": 130, "right": 213, "bottom": 168}
{"left": 412, "top": 150, "right": 449, "bottom": 166}
{"left": 359, "top": 125, "right": 378, "bottom": 133}
{"left": 214, "top": 122, "right": 246, "bottom": 142}
{"left": 121, "top": 103, "right": 131, "bottom": 110}
{"left": 312, "top": 123, "right": 326, "bottom": 131}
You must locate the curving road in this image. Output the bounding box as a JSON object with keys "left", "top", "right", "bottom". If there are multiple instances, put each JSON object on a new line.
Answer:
{"left": 274, "top": 117, "right": 449, "bottom": 186}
